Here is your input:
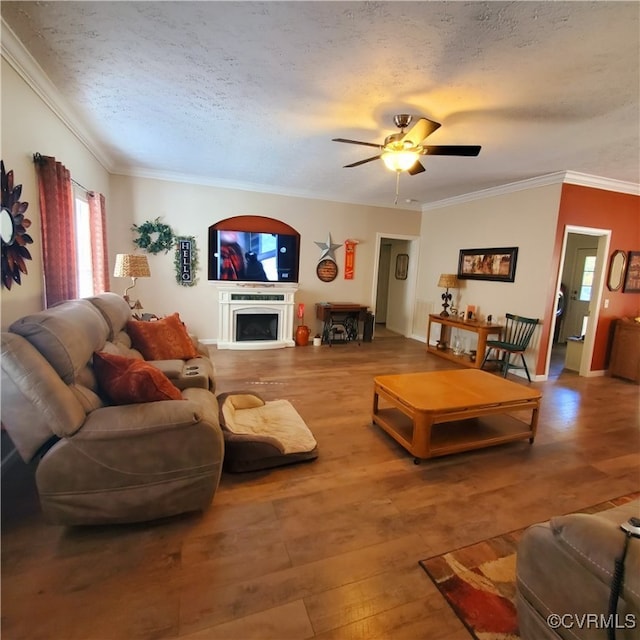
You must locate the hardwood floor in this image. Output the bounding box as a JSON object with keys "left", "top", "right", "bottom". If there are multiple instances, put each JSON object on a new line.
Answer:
{"left": 2, "top": 335, "right": 638, "bottom": 640}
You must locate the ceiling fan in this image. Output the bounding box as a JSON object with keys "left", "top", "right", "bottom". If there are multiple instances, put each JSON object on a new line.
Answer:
{"left": 332, "top": 114, "right": 481, "bottom": 175}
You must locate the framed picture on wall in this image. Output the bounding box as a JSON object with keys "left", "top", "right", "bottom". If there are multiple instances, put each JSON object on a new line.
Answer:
{"left": 457, "top": 247, "right": 518, "bottom": 282}
{"left": 395, "top": 253, "right": 409, "bottom": 280}
{"left": 622, "top": 251, "right": 640, "bottom": 293}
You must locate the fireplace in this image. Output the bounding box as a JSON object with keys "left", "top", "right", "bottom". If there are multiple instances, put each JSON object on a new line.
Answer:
{"left": 236, "top": 313, "right": 278, "bottom": 342}
{"left": 217, "top": 284, "right": 297, "bottom": 349}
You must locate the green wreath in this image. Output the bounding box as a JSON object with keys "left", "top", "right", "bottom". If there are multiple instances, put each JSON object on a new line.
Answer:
{"left": 132, "top": 218, "right": 175, "bottom": 254}
{"left": 174, "top": 236, "right": 199, "bottom": 286}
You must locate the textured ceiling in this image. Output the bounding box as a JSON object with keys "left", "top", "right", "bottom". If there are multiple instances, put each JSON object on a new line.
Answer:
{"left": 2, "top": 1, "right": 639, "bottom": 210}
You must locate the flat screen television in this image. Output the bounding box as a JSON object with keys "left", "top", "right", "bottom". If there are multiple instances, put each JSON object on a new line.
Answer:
{"left": 208, "top": 217, "right": 300, "bottom": 283}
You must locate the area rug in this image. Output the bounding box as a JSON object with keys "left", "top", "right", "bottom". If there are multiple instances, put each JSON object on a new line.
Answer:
{"left": 418, "top": 493, "right": 639, "bottom": 640}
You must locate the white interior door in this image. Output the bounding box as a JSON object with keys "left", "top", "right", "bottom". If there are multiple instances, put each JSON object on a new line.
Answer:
{"left": 564, "top": 248, "right": 597, "bottom": 339}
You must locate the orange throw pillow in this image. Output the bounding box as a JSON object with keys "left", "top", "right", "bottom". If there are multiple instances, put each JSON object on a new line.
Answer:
{"left": 93, "top": 351, "right": 182, "bottom": 404}
{"left": 126, "top": 313, "right": 199, "bottom": 360}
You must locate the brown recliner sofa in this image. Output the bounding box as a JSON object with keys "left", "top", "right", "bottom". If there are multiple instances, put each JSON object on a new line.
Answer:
{"left": 1, "top": 293, "right": 224, "bottom": 525}
{"left": 516, "top": 498, "right": 640, "bottom": 640}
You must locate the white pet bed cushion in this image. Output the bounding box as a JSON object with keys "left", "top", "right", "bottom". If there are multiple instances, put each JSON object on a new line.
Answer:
{"left": 218, "top": 392, "right": 318, "bottom": 472}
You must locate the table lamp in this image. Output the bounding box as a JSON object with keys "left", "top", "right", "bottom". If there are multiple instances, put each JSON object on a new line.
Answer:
{"left": 113, "top": 253, "right": 150, "bottom": 310}
{"left": 437, "top": 273, "right": 458, "bottom": 317}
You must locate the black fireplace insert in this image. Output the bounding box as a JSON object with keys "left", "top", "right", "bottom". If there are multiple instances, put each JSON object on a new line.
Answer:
{"left": 235, "top": 313, "right": 278, "bottom": 341}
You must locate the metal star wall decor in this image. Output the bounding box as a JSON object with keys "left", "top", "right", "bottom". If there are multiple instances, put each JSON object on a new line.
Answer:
{"left": 314, "top": 233, "right": 342, "bottom": 263}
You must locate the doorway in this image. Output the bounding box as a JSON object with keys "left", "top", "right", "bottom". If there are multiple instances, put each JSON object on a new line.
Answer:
{"left": 562, "top": 246, "right": 598, "bottom": 341}
{"left": 547, "top": 226, "right": 610, "bottom": 377}
{"left": 371, "top": 233, "right": 420, "bottom": 338}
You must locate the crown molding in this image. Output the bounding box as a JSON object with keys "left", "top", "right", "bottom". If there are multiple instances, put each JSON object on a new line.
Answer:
{"left": 562, "top": 171, "right": 640, "bottom": 195}
{"left": 421, "top": 173, "right": 566, "bottom": 211}
{"left": 422, "top": 171, "right": 639, "bottom": 211}
{"left": 111, "top": 165, "right": 421, "bottom": 211}
{"left": 1, "top": 18, "right": 114, "bottom": 172}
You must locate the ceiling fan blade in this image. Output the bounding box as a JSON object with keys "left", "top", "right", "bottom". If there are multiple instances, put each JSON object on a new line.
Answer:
{"left": 343, "top": 155, "right": 381, "bottom": 168}
{"left": 422, "top": 145, "right": 481, "bottom": 156}
{"left": 401, "top": 117, "right": 441, "bottom": 145}
{"left": 407, "top": 160, "right": 425, "bottom": 176}
{"left": 332, "top": 138, "right": 383, "bottom": 149}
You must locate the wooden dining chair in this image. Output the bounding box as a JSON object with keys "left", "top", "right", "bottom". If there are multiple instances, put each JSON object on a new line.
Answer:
{"left": 481, "top": 314, "right": 539, "bottom": 381}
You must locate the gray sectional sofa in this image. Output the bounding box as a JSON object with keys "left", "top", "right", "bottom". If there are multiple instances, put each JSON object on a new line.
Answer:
{"left": 1, "top": 293, "right": 224, "bottom": 525}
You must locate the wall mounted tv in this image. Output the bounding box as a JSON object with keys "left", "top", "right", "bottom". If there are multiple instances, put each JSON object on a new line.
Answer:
{"left": 208, "top": 215, "right": 300, "bottom": 284}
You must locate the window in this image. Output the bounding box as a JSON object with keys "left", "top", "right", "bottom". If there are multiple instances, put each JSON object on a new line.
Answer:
{"left": 35, "top": 154, "right": 110, "bottom": 306}
{"left": 578, "top": 256, "right": 596, "bottom": 301}
{"left": 74, "top": 189, "right": 94, "bottom": 297}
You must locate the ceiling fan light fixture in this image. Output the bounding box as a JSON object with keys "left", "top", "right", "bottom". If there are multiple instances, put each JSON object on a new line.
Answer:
{"left": 381, "top": 149, "right": 419, "bottom": 172}
{"left": 332, "top": 113, "right": 479, "bottom": 175}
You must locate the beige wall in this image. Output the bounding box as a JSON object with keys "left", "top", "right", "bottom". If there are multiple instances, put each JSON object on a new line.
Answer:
{"left": 418, "top": 184, "right": 562, "bottom": 372}
{"left": 109, "top": 175, "right": 421, "bottom": 340}
{"left": 1, "top": 59, "right": 110, "bottom": 328}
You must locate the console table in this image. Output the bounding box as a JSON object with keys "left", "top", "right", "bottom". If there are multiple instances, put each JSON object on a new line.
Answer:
{"left": 427, "top": 313, "right": 504, "bottom": 369}
{"left": 316, "top": 303, "right": 369, "bottom": 345}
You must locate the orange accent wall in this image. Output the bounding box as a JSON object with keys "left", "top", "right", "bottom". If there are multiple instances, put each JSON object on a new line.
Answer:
{"left": 536, "top": 184, "right": 640, "bottom": 374}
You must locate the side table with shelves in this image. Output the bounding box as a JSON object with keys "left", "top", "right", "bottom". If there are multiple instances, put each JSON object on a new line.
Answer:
{"left": 427, "top": 314, "right": 504, "bottom": 369}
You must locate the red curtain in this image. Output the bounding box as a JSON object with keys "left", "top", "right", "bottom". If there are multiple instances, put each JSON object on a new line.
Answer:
{"left": 35, "top": 155, "right": 77, "bottom": 307}
{"left": 88, "top": 191, "right": 110, "bottom": 294}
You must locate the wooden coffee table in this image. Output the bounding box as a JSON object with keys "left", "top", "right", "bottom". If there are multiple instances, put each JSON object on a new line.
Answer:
{"left": 372, "top": 369, "right": 541, "bottom": 463}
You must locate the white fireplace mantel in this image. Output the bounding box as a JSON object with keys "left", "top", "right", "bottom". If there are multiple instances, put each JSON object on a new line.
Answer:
{"left": 216, "top": 283, "right": 298, "bottom": 349}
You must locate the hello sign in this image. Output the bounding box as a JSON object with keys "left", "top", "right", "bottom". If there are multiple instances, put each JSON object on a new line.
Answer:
{"left": 175, "top": 236, "right": 198, "bottom": 287}
{"left": 180, "top": 240, "right": 192, "bottom": 282}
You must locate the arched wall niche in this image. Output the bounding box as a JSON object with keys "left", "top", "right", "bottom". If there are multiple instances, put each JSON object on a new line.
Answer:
{"left": 211, "top": 215, "right": 299, "bottom": 235}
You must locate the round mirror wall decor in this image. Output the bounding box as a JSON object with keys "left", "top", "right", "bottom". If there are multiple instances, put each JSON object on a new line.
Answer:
{"left": 1, "top": 161, "right": 33, "bottom": 290}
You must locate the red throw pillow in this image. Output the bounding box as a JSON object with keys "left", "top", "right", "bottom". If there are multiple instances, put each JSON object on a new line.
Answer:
{"left": 126, "top": 313, "right": 199, "bottom": 360}
{"left": 93, "top": 351, "right": 182, "bottom": 404}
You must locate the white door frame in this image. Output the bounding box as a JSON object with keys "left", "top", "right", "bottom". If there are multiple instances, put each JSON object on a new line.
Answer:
{"left": 371, "top": 232, "right": 420, "bottom": 337}
{"left": 546, "top": 225, "right": 611, "bottom": 377}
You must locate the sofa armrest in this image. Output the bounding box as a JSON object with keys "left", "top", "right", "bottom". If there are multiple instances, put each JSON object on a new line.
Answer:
{"left": 1, "top": 332, "right": 86, "bottom": 460}
{"left": 37, "top": 395, "right": 224, "bottom": 492}
{"left": 550, "top": 508, "right": 640, "bottom": 602}
{"left": 35, "top": 395, "right": 225, "bottom": 524}
{"left": 147, "top": 357, "right": 214, "bottom": 391}
{"left": 77, "top": 400, "right": 206, "bottom": 440}
{"left": 147, "top": 359, "right": 186, "bottom": 378}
